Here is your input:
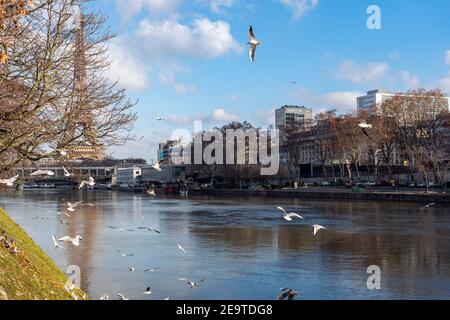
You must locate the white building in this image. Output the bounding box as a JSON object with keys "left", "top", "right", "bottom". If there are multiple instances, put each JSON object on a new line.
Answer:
{"left": 275, "top": 105, "right": 313, "bottom": 140}
{"left": 357, "top": 89, "right": 450, "bottom": 114}
{"left": 116, "top": 167, "right": 141, "bottom": 186}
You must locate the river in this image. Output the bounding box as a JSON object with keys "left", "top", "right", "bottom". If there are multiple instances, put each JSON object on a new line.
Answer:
{"left": 0, "top": 189, "right": 449, "bottom": 300}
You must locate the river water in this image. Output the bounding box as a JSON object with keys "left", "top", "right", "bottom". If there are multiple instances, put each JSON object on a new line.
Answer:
{"left": 0, "top": 189, "right": 449, "bottom": 300}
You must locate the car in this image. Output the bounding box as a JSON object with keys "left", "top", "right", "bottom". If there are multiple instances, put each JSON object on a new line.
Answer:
{"left": 320, "top": 181, "right": 330, "bottom": 186}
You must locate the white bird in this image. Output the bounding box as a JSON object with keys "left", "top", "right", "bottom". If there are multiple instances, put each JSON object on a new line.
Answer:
{"left": 147, "top": 189, "right": 157, "bottom": 196}
{"left": 358, "top": 120, "right": 372, "bottom": 138}
{"left": 59, "top": 150, "right": 68, "bottom": 156}
{"left": 176, "top": 243, "right": 186, "bottom": 253}
{"left": 117, "top": 249, "right": 134, "bottom": 257}
{"left": 0, "top": 174, "right": 19, "bottom": 186}
{"left": 62, "top": 165, "right": 72, "bottom": 177}
{"left": 143, "top": 286, "right": 152, "bottom": 295}
{"left": 277, "top": 207, "right": 304, "bottom": 221}
{"left": 67, "top": 201, "right": 82, "bottom": 212}
{"left": 57, "top": 211, "right": 71, "bottom": 218}
{"left": 313, "top": 225, "right": 326, "bottom": 236}
{"left": 144, "top": 268, "right": 159, "bottom": 272}
{"left": 52, "top": 235, "right": 65, "bottom": 249}
{"left": 152, "top": 162, "right": 162, "bottom": 172}
{"left": 128, "top": 267, "right": 135, "bottom": 272}
{"left": 116, "top": 293, "right": 129, "bottom": 300}
{"left": 153, "top": 112, "right": 166, "bottom": 122}
{"left": 30, "top": 170, "right": 55, "bottom": 176}
{"left": 100, "top": 293, "right": 109, "bottom": 300}
{"left": 79, "top": 176, "right": 95, "bottom": 189}
{"left": 177, "top": 278, "right": 205, "bottom": 289}
{"left": 164, "top": 297, "right": 170, "bottom": 300}
{"left": 420, "top": 203, "right": 436, "bottom": 210}
{"left": 247, "top": 25, "right": 261, "bottom": 63}
{"left": 58, "top": 235, "right": 82, "bottom": 246}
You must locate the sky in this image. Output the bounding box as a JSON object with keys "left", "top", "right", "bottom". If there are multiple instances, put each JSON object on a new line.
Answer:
{"left": 86, "top": 0, "right": 450, "bottom": 162}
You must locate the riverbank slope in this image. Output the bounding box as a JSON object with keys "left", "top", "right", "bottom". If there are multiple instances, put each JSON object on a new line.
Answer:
{"left": 0, "top": 207, "right": 84, "bottom": 300}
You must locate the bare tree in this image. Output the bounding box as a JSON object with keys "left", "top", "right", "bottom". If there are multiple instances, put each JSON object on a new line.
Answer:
{"left": 0, "top": 0, "right": 137, "bottom": 174}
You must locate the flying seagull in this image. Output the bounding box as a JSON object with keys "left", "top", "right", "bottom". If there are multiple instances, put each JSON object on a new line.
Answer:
{"left": 358, "top": 120, "right": 372, "bottom": 138}
{"left": 277, "top": 288, "right": 299, "bottom": 300}
{"left": 420, "top": 203, "right": 436, "bottom": 210}
{"left": 30, "top": 170, "right": 55, "bottom": 176}
{"left": 57, "top": 211, "right": 71, "bottom": 218}
{"left": 153, "top": 112, "right": 166, "bottom": 122}
{"left": 177, "top": 278, "right": 205, "bottom": 289}
{"left": 58, "top": 235, "right": 82, "bottom": 246}
{"left": 100, "top": 293, "right": 109, "bottom": 300}
{"left": 52, "top": 235, "right": 65, "bottom": 249}
{"left": 62, "top": 165, "right": 72, "bottom": 177}
{"left": 313, "top": 224, "right": 325, "bottom": 236}
{"left": 128, "top": 267, "right": 135, "bottom": 272}
{"left": 247, "top": 25, "right": 261, "bottom": 63}
{"left": 116, "top": 293, "right": 129, "bottom": 301}
{"left": 144, "top": 268, "right": 159, "bottom": 272}
{"left": 152, "top": 162, "right": 162, "bottom": 172}
{"left": 147, "top": 189, "right": 157, "bottom": 197}
{"left": 79, "top": 176, "right": 95, "bottom": 189}
{"left": 0, "top": 174, "right": 19, "bottom": 186}
{"left": 117, "top": 249, "right": 134, "bottom": 257}
{"left": 67, "top": 201, "right": 83, "bottom": 212}
{"left": 176, "top": 243, "right": 186, "bottom": 253}
{"left": 137, "top": 226, "right": 161, "bottom": 234}
{"left": 143, "top": 287, "right": 152, "bottom": 295}
{"left": 277, "top": 207, "right": 304, "bottom": 221}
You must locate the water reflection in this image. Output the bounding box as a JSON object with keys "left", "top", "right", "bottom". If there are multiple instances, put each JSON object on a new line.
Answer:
{"left": 0, "top": 190, "right": 449, "bottom": 300}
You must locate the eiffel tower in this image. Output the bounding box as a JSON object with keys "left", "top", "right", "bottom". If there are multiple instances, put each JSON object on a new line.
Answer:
{"left": 63, "top": 4, "right": 106, "bottom": 160}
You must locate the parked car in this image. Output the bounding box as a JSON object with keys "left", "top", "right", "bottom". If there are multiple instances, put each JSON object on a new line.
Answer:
{"left": 320, "top": 181, "right": 330, "bottom": 186}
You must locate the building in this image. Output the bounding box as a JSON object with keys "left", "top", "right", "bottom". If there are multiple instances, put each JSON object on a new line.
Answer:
{"left": 141, "top": 165, "right": 186, "bottom": 184}
{"left": 357, "top": 89, "right": 450, "bottom": 114}
{"left": 158, "top": 140, "right": 179, "bottom": 164}
{"left": 116, "top": 167, "right": 142, "bottom": 186}
{"left": 275, "top": 105, "right": 313, "bottom": 141}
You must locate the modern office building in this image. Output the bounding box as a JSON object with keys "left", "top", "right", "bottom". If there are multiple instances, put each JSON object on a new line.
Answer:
{"left": 116, "top": 167, "right": 142, "bottom": 186}
{"left": 275, "top": 105, "right": 313, "bottom": 140}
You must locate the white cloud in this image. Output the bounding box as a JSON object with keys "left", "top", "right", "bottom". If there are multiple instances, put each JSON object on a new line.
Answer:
{"left": 290, "top": 87, "right": 363, "bottom": 114}
{"left": 137, "top": 18, "right": 242, "bottom": 58}
{"left": 333, "top": 60, "right": 390, "bottom": 84}
{"left": 400, "top": 71, "right": 420, "bottom": 89}
{"left": 210, "top": 0, "right": 235, "bottom": 13}
{"left": 229, "top": 94, "right": 240, "bottom": 102}
{"left": 158, "top": 69, "right": 196, "bottom": 95}
{"left": 436, "top": 72, "right": 450, "bottom": 93}
{"left": 105, "top": 39, "right": 150, "bottom": 91}
{"left": 389, "top": 50, "right": 401, "bottom": 60}
{"left": 116, "top": 0, "right": 180, "bottom": 20}
{"left": 445, "top": 50, "right": 450, "bottom": 66}
{"left": 166, "top": 114, "right": 193, "bottom": 125}
{"left": 210, "top": 108, "right": 239, "bottom": 122}
{"left": 280, "top": 0, "right": 319, "bottom": 20}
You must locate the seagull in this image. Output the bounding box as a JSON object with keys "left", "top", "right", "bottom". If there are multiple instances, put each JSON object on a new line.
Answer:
{"left": 99, "top": 293, "right": 109, "bottom": 300}
{"left": 147, "top": 189, "right": 157, "bottom": 196}
{"left": 79, "top": 176, "right": 95, "bottom": 189}
{"left": 177, "top": 278, "right": 205, "bottom": 289}
{"left": 277, "top": 207, "right": 304, "bottom": 221}
{"left": 108, "top": 226, "right": 125, "bottom": 232}
{"left": 58, "top": 235, "right": 82, "bottom": 246}
{"left": 152, "top": 162, "right": 162, "bottom": 172}
{"left": 117, "top": 249, "right": 134, "bottom": 257}
{"left": 0, "top": 174, "right": 19, "bottom": 186}
{"left": 164, "top": 297, "right": 170, "bottom": 300}
{"left": 358, "top": 120, "right": 372, "bottom": 138}
{"left": 420, "top": 203, "right": 436, "bottom": 210}
{"left": 116, "top": 293, "right": 129, "bottom": 300}
{"left": 58, "top": 219, "right": 70, "bottom": 226}
{"left": 62, "top": 165, "right": 72, "bottom": 177}
{"left": 30, "top": 170, "right": 55, "bottom": 176}
{"left": 144, "top": 268, "right": 159, "bottom": 272}
{"left": 128, "top": 267, "right": 135, "bottom": 272}
{"left": 137, "top": 227, "right": 161, "bottom": 234}
{"left": 153, "top": 112, "right": 166, "bottom": 122}
{"left": 247, "top": 25, "right": 261, "bottom": 63}
{"left": 143, "top": 287, "right": 152, "bottom": 295}
{"left": 291, "top": 81, "right": 297, "bottom": 85}
{"left": 277, "top": 288, "right": 299, "bottom": 300}
{"left": 176, "top": 243, "right": 186, "bottom": 253}
{"left": 313, "top": 225, "right": 326, "bottom": 236}
{"left": 52, "top": 235, "right": 65, "bottom": 249}
{"left": 67, "top": 201, "right": 82, "bottom": 212}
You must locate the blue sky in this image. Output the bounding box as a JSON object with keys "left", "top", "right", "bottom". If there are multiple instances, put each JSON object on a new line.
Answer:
{"left": 87, "top": 0, "right": 450, "bottom": 161}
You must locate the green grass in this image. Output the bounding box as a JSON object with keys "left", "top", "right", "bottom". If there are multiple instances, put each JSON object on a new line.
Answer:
{"left": 0, "top": 207, "right": 87, "bottom": 300}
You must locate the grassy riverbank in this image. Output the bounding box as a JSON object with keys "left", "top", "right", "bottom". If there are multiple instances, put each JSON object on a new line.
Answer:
{"left": 0, "top": 207, "right": 84, "bottom": 300}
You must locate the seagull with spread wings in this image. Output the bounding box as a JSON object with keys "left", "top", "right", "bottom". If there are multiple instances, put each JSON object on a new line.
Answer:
{"left": 247, "top": 25, "right": 261, "bottom": 63}
{"left": 0, "top": 174, "right": 19, "bottom": 186}
{"left": 277, "top": 207, "right": 304, "bottom": 221}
